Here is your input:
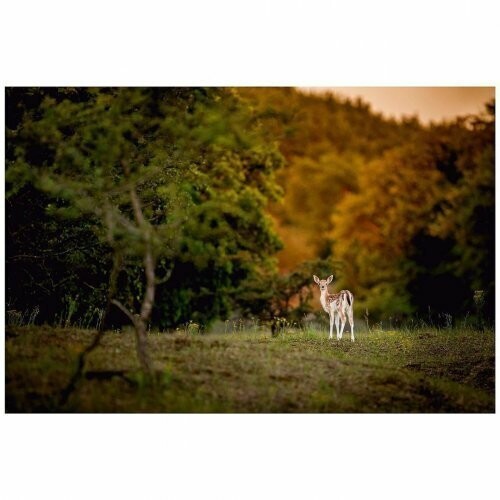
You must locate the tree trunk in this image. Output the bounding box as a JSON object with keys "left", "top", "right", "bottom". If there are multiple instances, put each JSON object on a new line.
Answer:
{"left": 130, "top": 186, "right": 155, "bottom": 375}
{"left": 134, "top": 317, "right": 153, "bottom": 375}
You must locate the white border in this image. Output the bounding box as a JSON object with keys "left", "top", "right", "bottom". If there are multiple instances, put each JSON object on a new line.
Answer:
{"left": 1, "top": 1, "right": 498, "bottom": 500}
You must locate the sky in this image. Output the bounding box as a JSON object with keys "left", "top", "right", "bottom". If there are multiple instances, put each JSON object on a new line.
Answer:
{"left": 300, "top": 87, "right": 495, "bottom": 123}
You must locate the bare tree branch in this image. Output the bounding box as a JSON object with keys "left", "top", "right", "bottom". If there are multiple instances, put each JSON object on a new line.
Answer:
{"left": 111, "top": 299, "right": 138, "bottom": 326}
{"left": 155, "top": 268, "right": 173, "bottom": 285}
{"left": 129, "top": 187, "right": 146, "bottom": 227}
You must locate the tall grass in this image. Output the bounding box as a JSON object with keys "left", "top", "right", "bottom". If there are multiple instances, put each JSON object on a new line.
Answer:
{"left": 6, "top": 298, "right": 491, "bottom": 338}
{"left": 7, "top": 300, "right": 104, "bottom": 330}
{"left": 6, "top": 306, "right": 39, "bottom": 327}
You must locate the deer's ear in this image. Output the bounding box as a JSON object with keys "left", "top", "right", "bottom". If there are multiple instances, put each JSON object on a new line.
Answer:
{"left": 326, "top": 275, "right": 334, "bottom": 284}
{"left": 313, "top": 275, "right": 320, "bottom": 284}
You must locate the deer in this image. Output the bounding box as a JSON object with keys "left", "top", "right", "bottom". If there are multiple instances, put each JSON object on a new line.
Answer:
{"left": 313, "top": 275, "right": 354, "bottom": 341}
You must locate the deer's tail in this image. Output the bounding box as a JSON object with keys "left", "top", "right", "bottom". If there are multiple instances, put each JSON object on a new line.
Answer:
{"left": 344, "top": 290, "right": 353, "bottom": 308}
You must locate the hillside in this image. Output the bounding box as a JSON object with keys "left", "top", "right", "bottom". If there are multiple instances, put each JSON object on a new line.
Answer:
{"left": 6, "top": 325, "right": 494, "bottom": 413}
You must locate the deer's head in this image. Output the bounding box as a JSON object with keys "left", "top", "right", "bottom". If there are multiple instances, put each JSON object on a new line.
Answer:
{"left": 313, "top": 275, "right": 333, "bottom": 292}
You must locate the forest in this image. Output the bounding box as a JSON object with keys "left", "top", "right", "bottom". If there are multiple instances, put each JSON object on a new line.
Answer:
{"left": 6, "top": 87, "right": 495, "bottom": 329}
{"left": 5, "top": 87, "right": 495, "bottom": 413}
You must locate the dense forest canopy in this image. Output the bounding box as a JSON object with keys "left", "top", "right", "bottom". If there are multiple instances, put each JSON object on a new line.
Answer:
{"left": 5, "top": 87, "right": 495, "bottom": 328}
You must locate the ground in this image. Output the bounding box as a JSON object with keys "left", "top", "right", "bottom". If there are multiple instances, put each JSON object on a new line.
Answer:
{"left": 5, "top": 325, "right": 495, "bottom": 413}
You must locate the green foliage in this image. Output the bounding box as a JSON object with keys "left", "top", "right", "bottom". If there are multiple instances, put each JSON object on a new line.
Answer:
{"left": 6, "top": 88, "right": 284, "bottom": 327}
{"left": 6, "top": 183, "right": 110, "bottom": 321}
{"left": 426, "top": 106, "right": 495, "bottom": 317}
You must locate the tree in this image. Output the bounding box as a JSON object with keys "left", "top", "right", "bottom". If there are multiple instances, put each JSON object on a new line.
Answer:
{"left": 425, "top": 102, "right": 495, "bottom": 319}
{"left": 329, "top": 103, "right": 495, "bottom": 322}
{"left": 330, "top": 142, "right": 445, "bottom": 318}
{"left": 237, "top": 258, "right": 342, "bottom": 321}
{"left": 6, "top": 87, "right": 284, "bottom": 377}
{"left": 238, "top": 87, "right": 422, "bottom": 272}
{"left": 6, "top": 88, "right": 112, "bottom": 326}
{"left": 6, "top": 183, "right": 110, "bottom": 325}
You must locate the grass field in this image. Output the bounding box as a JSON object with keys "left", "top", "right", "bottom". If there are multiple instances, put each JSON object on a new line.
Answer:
{"left": 5, "top": 324, "right": 495, "bottom": 413}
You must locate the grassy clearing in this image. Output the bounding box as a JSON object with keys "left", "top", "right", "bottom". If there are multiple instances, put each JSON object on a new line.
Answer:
{"left": 5, "top": 325, "right": 495, "bottom": 413}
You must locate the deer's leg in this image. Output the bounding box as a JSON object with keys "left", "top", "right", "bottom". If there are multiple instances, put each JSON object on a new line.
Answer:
{"left": 329, "top": 312, "right": 334, "bottom": 339}
{"left": 335, "top": 312, "right": 340, "bottom": 340}
{"left": 339, "top": 308, "right": 346, "bottom": 339}
{"left": 348, "top": 306, "right": 355, "bottom": 342}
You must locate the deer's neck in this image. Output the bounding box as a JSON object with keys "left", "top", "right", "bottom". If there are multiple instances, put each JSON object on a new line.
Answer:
{"left": 320, "top": 288, "right": 330, "bottom": 313}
